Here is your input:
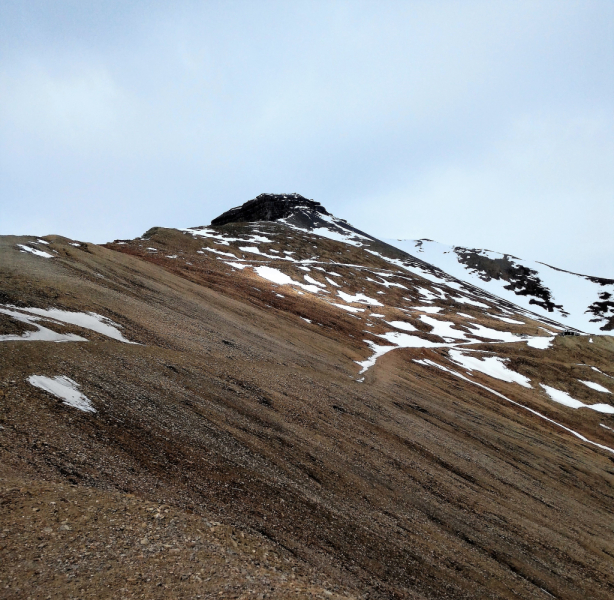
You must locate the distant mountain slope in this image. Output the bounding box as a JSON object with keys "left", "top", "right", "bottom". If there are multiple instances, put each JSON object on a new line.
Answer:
{"left": 385, "top": 239, "right": 614, "bottom": 335}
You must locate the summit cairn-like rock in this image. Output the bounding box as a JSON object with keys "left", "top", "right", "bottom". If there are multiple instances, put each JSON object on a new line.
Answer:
{"left": 211, "top": 193, "right": 330, "bottom": 227}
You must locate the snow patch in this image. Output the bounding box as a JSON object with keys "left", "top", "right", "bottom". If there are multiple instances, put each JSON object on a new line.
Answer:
{"left": 17, "top": 245, "right": 54, "bottom": 258}
{"left": 0, "top": 306, "right": 135, "bottom": 344}
{"left": 448, "top": 350, "right": 531, "bottom": 388}
{"left": 579, "top": 380, "right": 611, "bottom": 394}
{"left": 540, "top": 384, "right": 614, "bottom": 414}
{"left": 337, "top": 291, "right": 383, "bottom": 306}
{"left": 28, "top": 375, "right": 95, "bottom": 413}
{"left": 526, "top": 336, "right": 555, "bottom": 349}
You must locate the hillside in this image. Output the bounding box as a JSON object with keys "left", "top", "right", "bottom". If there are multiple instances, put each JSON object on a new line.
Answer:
{"left": 1, "top": 194, "right": 614, "bottom": 599}
{"left": 387, "top": 239, "right": 614, "bottom": 335}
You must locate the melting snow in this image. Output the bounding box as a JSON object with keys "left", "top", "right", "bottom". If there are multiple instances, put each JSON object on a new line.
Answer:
{"left": 239, "top": 246, "right": 263, "bottom": 255}
{"left": 225, "top": 261, "right": 248, "bottom": 270}
{"left": 0, "top": 307, "right": 88, "bottom": 343}
{"left": 413, "top": 360, "right": 614, "bottom": 454}
{"left": 579, "top": 381, "right": 611, "bottom": 394}
{"left": 452, "top": 296, "right": 489, "bottom": 308}
{"left": 465, "top": 323, "right": 524, "bottom": 343}
{"left": 388, "top": 238, "right": 613, "bottom": 335}
{"left": 448, "top": 350, "right": 531, "bottom": 388}
{"left": 28, "top": 375, "right": 95, "bottom": 413}
{"left": 591, "top": 367, "right": 613, "bottom": 379}
{"left": 17, "top": 245, "right": 54, "bottom": 258}
{"left": 417, "top": 288, "right": 440, "bottom": 301}
{"left": 331, "top": 303, "right": 364, "bottom": 314}
{"left": 409, "top": 306, "right": 442, "bottom": 314}
{"left": 253, "top": 266, "right": 322, "bottom": 293}
{"left": 386, "top": 321, "right": 417, "bottom": 332}
{"left": 203, "top": 248, "right": 240, "bottom": 258}
{"left": 304, "top": 275, "right": 325, "bottom": 287}
{"left": 490, "top": 315, "right": 524, "bottom": 325}
{"left": 0, "top": 306, "right": 135, "bottom": 344}
{"left": 337, "top": 291, "right": 383, "bottom": 306}
{"left": 540, "top": 384, "right": 614, "bottom": 414}
{"left": 420, "top": 316, "right": 467, "bottom": 340}
{"left": 526, "top": 336, "right": 555, "bottom": 349}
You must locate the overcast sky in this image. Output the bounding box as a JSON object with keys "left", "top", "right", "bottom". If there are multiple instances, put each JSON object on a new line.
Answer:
{"left": 1, "top": 1, "right": 613, "bottom": 276}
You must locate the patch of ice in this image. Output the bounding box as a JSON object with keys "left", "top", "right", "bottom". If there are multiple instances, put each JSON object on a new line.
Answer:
{"left": 27, "top": 375, "right": 95, "bottom": 413}
{"left": 17, "top": 245, "right": 54, "bottom": 258}
{"left": 448, "top": 350, "right": 531, "bottom": 388}
{"left": 579, "top": 381, "right": 611, "bottom": 394}
{"left": 540, "top": 384, "right": 614, "bottom": 414}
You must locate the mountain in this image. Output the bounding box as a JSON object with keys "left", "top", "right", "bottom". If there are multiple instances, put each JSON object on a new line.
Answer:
{"left": 1, "top": 194, "right": 614, "bottom": 599}
{"left": 386, "top": 239, "right": 614, "bottom": 335}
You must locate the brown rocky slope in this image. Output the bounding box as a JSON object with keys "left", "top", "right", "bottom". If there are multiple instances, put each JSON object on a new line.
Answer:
{"left": 1, "top": 204, "right": 614, "bottom": 599}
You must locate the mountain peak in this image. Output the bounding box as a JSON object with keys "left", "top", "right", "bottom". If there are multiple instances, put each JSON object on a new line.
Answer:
{"left": 211, "top": 193, "right": 330, "bottom": 227}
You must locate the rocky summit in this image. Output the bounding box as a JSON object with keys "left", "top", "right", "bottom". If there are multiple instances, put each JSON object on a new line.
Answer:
{"left": 211, "top": 193, "right": 330, "bottom": 227}
{"left": 1, "top": 196, "right": 614, "bottom": 599}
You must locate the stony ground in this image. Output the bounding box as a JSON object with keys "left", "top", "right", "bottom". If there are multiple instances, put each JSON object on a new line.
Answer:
{"left": 1, "top": 228, "right": 614, "bottom": 599}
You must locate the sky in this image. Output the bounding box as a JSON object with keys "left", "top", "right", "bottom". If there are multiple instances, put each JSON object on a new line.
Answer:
{"left": 1, "top": 0, "right": 613, "bottom": 277}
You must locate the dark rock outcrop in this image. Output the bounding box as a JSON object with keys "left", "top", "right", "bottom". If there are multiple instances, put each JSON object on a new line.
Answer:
{"left": 211, "top": 193, "right": 330, "bottom": 227}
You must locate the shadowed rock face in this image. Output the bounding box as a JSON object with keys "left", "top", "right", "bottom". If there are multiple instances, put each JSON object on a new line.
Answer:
{"left": 211, "top": 193, "right": 330, "bottom": 226}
